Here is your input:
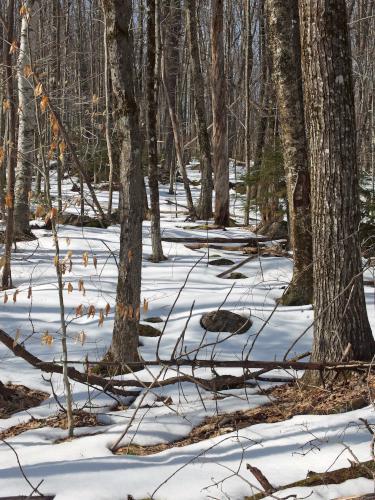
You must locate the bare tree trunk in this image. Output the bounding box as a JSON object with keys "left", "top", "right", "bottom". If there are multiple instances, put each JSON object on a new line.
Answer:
{"left": 0, "top": 50, "right": 6, "bottom": 219}
{"left": 186, "top": 0, "right": 213, "bottom": 220}
{"left": 103, "top": 0, "right": 143, "bottom": 366}
{"left": 14, "top": 0, "right": 36, "bottom": 238}
{"left": 161, "top": 35, "right": 196, "bottom": 219}
{"left": 102, "top": 9, "right": 115, "bottom": 216}
{"left": 299, "top": 0, "right": 375, "bottom": 381}
{"left": 146, "top": 0, "right": 165, "bottom": 261}
{"left": 211, "top": 0, "right": 229, "bottom": 226}
{"left": 266, "top": 0, "right": 313, "bottom": 305}
{"left": 54, "top": 0, "right": 63, "bottom": 216}
{"left": 160, "top": 0, "right": 181, "bottom": 193}
{"left": 1, "top": 0, "right": 16, "bottom": 290}
{"left": 243, "top": 0, "right": 253, "bottom": 227}
{"left": 252, "top": 1, "right": 271, "bottom": 232}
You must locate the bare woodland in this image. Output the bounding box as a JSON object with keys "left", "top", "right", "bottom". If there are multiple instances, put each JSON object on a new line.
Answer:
{"left": 0, "top": 0, "right": 374, "bottom": 499}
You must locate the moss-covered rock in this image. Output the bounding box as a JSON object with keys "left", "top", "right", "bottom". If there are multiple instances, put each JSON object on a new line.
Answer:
{"left": 208, "top": 258, "right": 235, "bottom": 266}
{"left": 227, "top": 272, "right": 248, "bottom": 279}
{"left": 200, "top": 310, "right": 252, "bottom": 334}
{"left": 138, "top": 323, "right": 162, "bottom": 337}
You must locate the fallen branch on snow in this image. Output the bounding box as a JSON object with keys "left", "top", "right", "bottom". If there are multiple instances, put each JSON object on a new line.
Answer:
{"left": 161, "top": 235, "right": 280, "bottom": 245}
{"left": 0, "top": 329, "right": 139, "bottom": 398}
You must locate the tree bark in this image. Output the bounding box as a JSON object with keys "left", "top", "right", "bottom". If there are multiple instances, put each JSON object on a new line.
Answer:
{"left": 146, "top": 0, "right": 165, "bottom": 262}
{"left": 299, "top": 0, "right": 375, "bottom": 380}
{"left": 103, "top": 0, "right": 143, "bottom": 366}
{"left": 160, "top": 0, "right": 181, "bottom": 192}
{"left": 1, "top": 0, "right": 16, "bottom": 290}
{"left": 211, "top": 0, "right": 229, "bottom": 226}
{"left": 265, "top": 0, "right": 313, "bottom": 306}
{"left": 14, "top": 0, "right": 36, "bottom": 237}
{"left": 102, "top": 8, "right": 115, "bottom": 217}
{"left": 186, "top": 0, "right": 213, "bottom": 220}
{"left": 243, "top": 0, "right": 253, "bottom": 227}
{"left": 161, "top": 37, "right": 196, "bottom": 219}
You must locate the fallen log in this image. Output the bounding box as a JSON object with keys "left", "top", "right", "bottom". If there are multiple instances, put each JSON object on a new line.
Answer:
{"left": 162, "top": 236, "right": 280, "bottom": 245}
{"left": 20, "top": 354, "right": 375, "bottom": 373}
{"left": 1, "top": 328, "right": 372, "bottom": 393}
{"left": 217, "top": 247, "right": 288, "bottom": 278}
{"left": 184, "top": 243, "right": 250, "bottom": 251}
{"left": 246, "top": 459, "right": 375, "bottom": 500}
{"left": 0, "top": 329, "right": 290, "bottom": 394}
{"left": 217, "top": 255, "right": 258, "bottom": 278}
{"left": 165, "top": 199, "right": 189, "bottom": 210}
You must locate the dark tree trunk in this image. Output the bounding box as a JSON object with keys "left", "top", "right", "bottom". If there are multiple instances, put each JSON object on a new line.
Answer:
{"left": 1, "top": 0, "right": 16, "bottom": 290}
{"left": 243, "top": 0, "right": 253, "bottom": 227}
{"left": 103, "top": 0, "right": 143, "bottom": 365}
{"left": 161, "top": 0, "right": 181, "bottom": 192}
{"left": 245, "top": 1, "right": 268, "bottom": 228}
{"left": 266, "top": 0, "right": 313, "bottom": 306}
{"left": 211, "top": 0, "right": 229, "bottom": 226}
{"left": 299, "top": 0, "right": 375, "bottom": 380}
{"left": 186, "top": 0, "right": 213, "bottom": 220}
{"left": 161, "top": 33, "right": 196, "bottom": 219}
{"left": 146, "top": 0, "right": 165, "bottom": 261}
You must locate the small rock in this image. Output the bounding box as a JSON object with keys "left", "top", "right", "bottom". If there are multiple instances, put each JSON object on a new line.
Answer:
{"left": 208, "top": 258, "right": 235, "bottom": 266}
{"left": 144, "top": 317, "right": 164, "bottom": 324}
{"left": 227, "top": 272, "right": 248, "bottom": 279}
{"left": 200, "top": 310, "right": 252, "bottom": 334}
{"left": 138, "top": 323, "right": 162, "bottom": 337}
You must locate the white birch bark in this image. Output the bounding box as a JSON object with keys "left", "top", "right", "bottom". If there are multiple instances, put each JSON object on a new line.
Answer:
{"left": 14, "top": 0, "right": 36, "bottom": 236}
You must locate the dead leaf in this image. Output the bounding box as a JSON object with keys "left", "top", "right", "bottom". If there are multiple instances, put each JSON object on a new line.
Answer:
{"left": 40, "top": 95, "right": 49, "bottom": 113}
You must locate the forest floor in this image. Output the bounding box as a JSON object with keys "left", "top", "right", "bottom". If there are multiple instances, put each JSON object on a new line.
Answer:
{"left": 0, "top": 164, "right": 375, "bottom": 500}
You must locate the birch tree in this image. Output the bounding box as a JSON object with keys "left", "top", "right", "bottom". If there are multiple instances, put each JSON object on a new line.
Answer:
{"left": 14, "top": 0, "right": 36, "bottom": 238}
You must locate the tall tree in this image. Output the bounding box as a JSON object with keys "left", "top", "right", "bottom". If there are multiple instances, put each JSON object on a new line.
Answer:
{"left": 1, "top": 0, "right": 16, "bottom": 290}
{"left": 102, "top": 5, "right": 115, "bottom": 216}
{"left": 265, "top": 0, "right": 312, "bottom": 305}
{"left": 186, "top": 0, "right": 213, "bottom": 220}
{"left": 299, "top": 0, "right": 374, "bottom": 379}
{"left": 211, "top": 0, "right": 229, "bottom": 226}
{"left": 14, "top": 0, "right": 36, "bottom": 238}
{"left": 243, "top": 0, "right": 253, "bottom": 227}
{"left": 161, "top": 25, "right": 196, "bottom": 219}
{"left": 160, "top": 0, "right": 181, "bottom": 192}
{"left": 146, "top": 0, "right": 164, "bottom": 261}
{"left": 102, "top": 0, "right": 143, "bottom": 365}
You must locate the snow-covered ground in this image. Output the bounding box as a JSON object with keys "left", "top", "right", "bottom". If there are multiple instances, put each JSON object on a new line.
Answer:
{"left": 0, "top": 166, "right": 374, "bottom": 499}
